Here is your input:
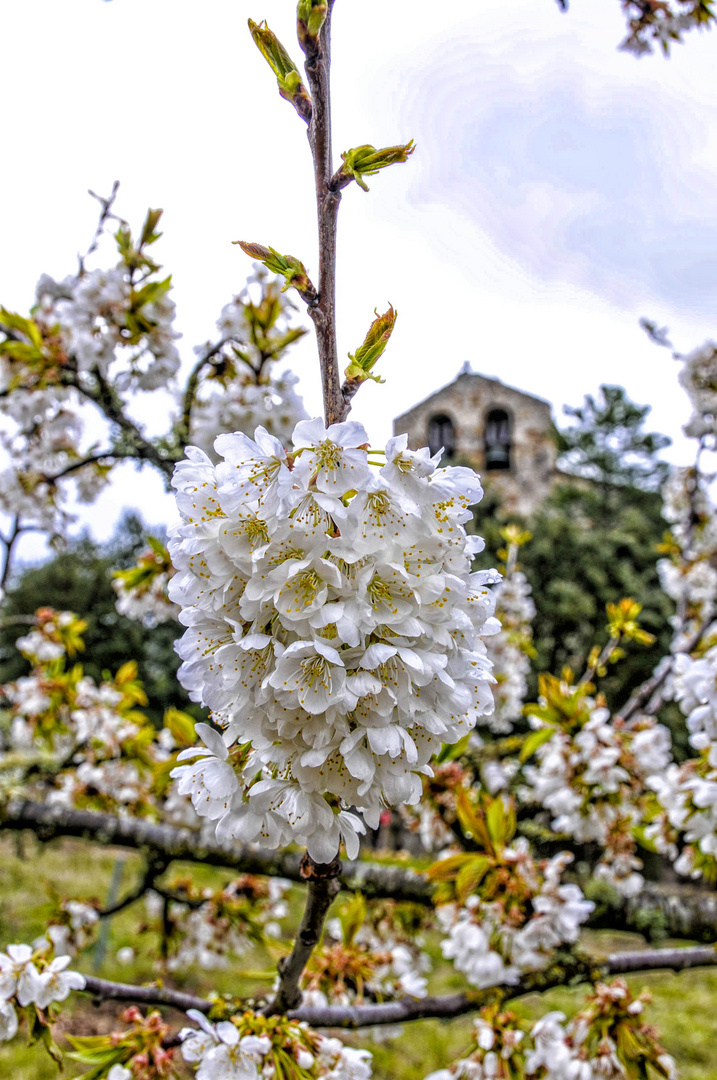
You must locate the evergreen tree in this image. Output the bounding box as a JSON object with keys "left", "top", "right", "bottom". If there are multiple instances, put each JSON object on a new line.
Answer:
{"left": 475, "top": 384, "right": 674, "bottom": 713}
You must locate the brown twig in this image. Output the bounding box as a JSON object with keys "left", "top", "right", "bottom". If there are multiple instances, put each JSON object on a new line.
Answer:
{"left": 79, "top": 181, "right": 122, "bottom": 274}
{"left": 98, "top": 856, "right": 169, "bottom": 918}
{"left": 263, "top": 853, "right": 341, "bottom": 1014}
{"left": 177, "top": 335, "right": 237, "bottom": 447}
{"left": 0, "top": 516, "right": 21, "bottom": 590}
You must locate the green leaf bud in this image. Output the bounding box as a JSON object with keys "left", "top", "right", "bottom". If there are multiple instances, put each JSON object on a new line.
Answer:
{"left": 234, "top": 242, "right": 318, "bottom": 305}
{"left": 297, "top": 0, "right": 328, "bottom": 54}
{"left": 335, "top": 141, "right": 415, "bottom": 192}
{"left": 248, "top": 19, "right": 312, "bottom": 123}
{"left": 345, "top": 305, "right": 397, "bottom": 384}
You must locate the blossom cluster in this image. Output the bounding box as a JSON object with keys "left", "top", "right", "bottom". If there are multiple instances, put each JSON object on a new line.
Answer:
{"left": 0, "top": 942, "right": 85, "bottom": 1043}
{"left": 0, "top": 212, "right": 181, "bottom": 536}
{"left": 658, "top": 466, "right": 717, "bottom": 649}
{"left": 677, "top": 341, "right": 717, "bottom": 445}
{"left": 0, "top": 607, "right": 192, "bottom": 821}
{"left": 423, "top": 980, "right": 677, "bottom": 1080}
{"left": 187, "top": 268, "right": 308, "bottom": 457}
{"left": 483, "top": 528, "right": 535, "bottom": 734}
{"left": 620, "top": 0, "right": 715, "bottom": 56}
{"left": 34, "top": 265, "right": 180, "bottom": 389}
{"left": 647, "top": 645, "right": 717, "bottom": 879}
{"left": 142, "top": 875, "right": 289, "bottom": 972}
{"left": 38, "top": 899, "right": 100, "bottom": 958}
{"left": 521, "top": 677, "right": 672, "bottom": 895}
{"left": 191, "top": 368, "right": 307, "bottom": 461}
{"left": 169, "top": 419, "right": 497, "bottom": 863}
{"left": 0, "top": 208, "right": 307, "bottom": 566}
{"left": 0, "top": 388, "right": 107, "bottom": 538}
{"left": 437, "top": 847, "right": 593, "bottom": 989}
{"left": 180, "top": 1009, "right": 372, "bottom": 1080}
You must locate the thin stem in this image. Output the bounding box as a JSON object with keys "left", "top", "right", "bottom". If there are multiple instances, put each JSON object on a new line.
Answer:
{"left": 76, "top": 367, "right": 176, "bottom": 480}
{"left": 177, "top": 335, "right": 236, "bottom": 446}
{"left": 0, "top": 517, "right": 21, "bottom": 590}
{"left": 99, "top": 857, "right": 168, "bottom": 918}
{"left": 304, "top": 0, "right": 344, "bottom": 426}
{"left": 578, "top": 633, "right": 619, "bottom": 687}
{"left": 79, "top": 181, "right": 122, "bottom": 274}
{"left": 43, "top": 451, "right": 129, "bottom": 484}
{"left": 263, "top": 853, "right": 341, "bottom": 1014}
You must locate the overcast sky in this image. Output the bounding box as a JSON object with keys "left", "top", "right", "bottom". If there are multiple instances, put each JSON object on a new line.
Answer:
{"left": 2, "top": 0, "right": 716, "bottom": 558}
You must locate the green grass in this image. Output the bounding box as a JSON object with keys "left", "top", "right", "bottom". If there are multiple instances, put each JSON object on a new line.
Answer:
{"left": 1, "top": 836, "right": 717, "bottom": 1079}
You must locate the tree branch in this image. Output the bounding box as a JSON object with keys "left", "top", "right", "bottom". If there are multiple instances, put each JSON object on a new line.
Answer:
{"left": 304, "top": 0, "right": 344, "bottom": 426}
{"left": 7, "top": 800, "right": 717, "bottom": 946}
{"left": 43, "top": 451, "right": 133, "bottom": 485}
{"left": 74, "top": 367, "right": 176, "bottom": 480}
{"left": 82, "top": 974, "right": 209, "bottom": 1014}
{"left": 0, "top": 516, "right": 21, "bottom": 590}
{"left": 263, "top": 853, "right": 341, "bottom": 1014}
{"left": 0, "top": 798, "right": 432, "bottom": 903}
{"left": 77, "top": 945, "right": 717, "bottom": 1030}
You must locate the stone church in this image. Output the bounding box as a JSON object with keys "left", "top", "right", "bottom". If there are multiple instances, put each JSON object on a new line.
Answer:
{"left": 393, "top": 365, "right": 558, "bottom": 516}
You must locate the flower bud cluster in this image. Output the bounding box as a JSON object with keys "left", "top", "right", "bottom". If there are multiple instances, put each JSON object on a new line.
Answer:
{"left": 0, "top": 942, "right": 85, "bottom": 1043}
{"left": 169, "top": 420, "right": 497, "bottom": 863}
{"left": 437, "top": 848, "right": 593, "bottom": 989}
{"left": 180, "top": 1009, "right": 372, "bottom": 1080}
{"left": 302, "top": 896, "right": 430, "bottom": 1007}
{"left": 424, "top": 980, "right": 677, "bottom": 1080}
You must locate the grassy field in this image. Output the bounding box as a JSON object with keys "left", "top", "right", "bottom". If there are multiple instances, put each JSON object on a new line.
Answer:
{"left": 1, "top": 836, "right": 716, "bottom": 1079}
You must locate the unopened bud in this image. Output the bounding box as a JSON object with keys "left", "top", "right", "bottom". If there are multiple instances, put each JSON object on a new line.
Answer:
{"left": 248, "top": 19, "right": 312, "bottom": 123}
{"left": 234, "top": 242, "right": 318, "bottom": 305}
{"left": 335, "top": 141, "right": 415, "bottom": 192}
{"left": 345, "top": 305, "right": 397, "bottom": 384}
{"left": 297, "top": 0, "right": 328, "bottom": 54}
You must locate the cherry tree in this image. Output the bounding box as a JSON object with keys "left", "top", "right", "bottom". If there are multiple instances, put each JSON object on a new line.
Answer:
{"left": 1, "top": 3, "right": 717, "bottom": 1079}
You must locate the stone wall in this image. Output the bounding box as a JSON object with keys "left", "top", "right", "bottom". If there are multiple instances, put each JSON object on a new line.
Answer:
{"left": 393, "top": 370, "right": 558, "bottom": 517}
